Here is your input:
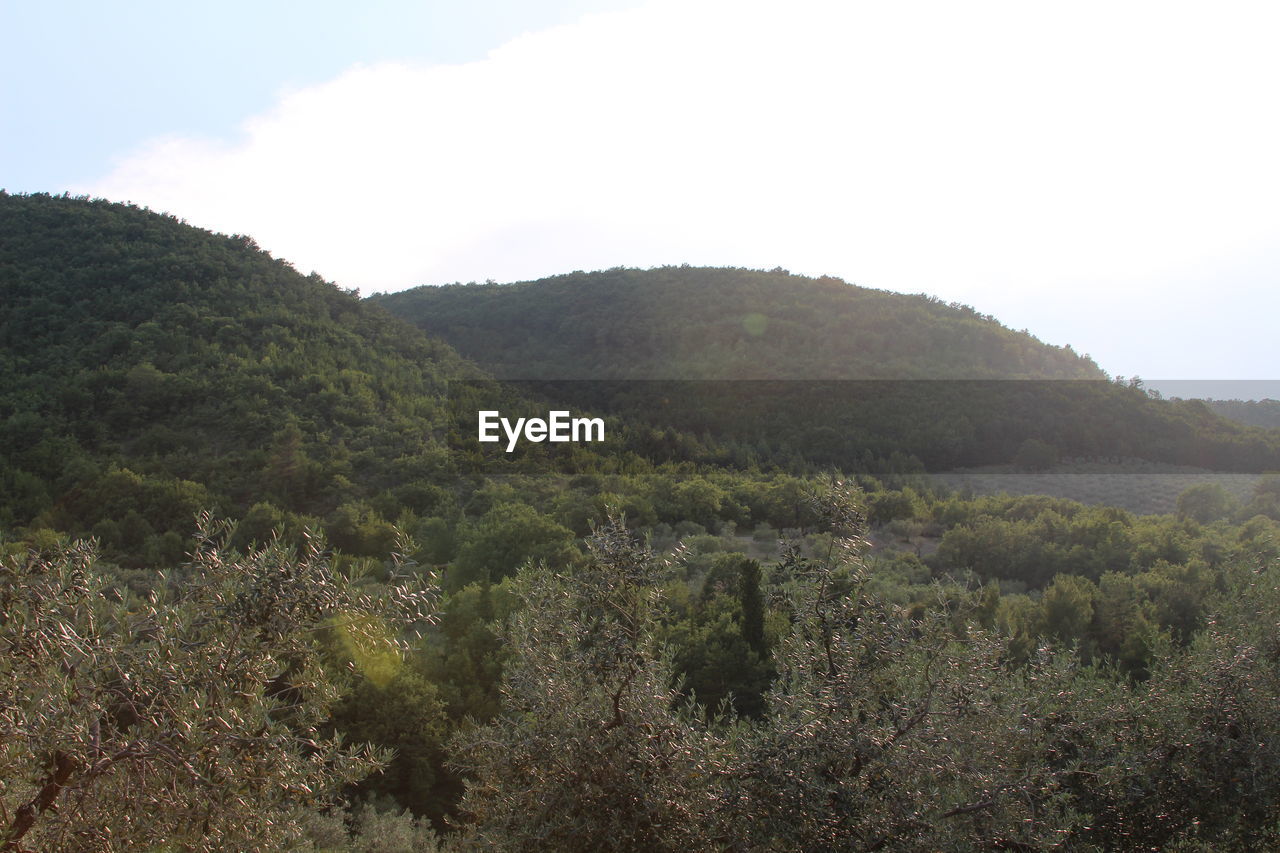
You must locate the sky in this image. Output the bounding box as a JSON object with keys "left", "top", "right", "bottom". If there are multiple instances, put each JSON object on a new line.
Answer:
{"left": 3, "top": 0, "right": 1278, "bottom": 389}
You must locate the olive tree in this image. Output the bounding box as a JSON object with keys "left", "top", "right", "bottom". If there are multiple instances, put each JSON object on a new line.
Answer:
{"left": 445, "top": 485, "right": 1280, "bottom": 851}
{"left": 1065, "top": 554, "right": 1280, "bottom": 850}
{"left": 0, "top": 517, "right": 436, "bottom": 852}
{"left": 449, "top": 517, "right": 728, "bottom": 852}
{"left": 712, "top": 483, "right": 1094, "bottom": 851}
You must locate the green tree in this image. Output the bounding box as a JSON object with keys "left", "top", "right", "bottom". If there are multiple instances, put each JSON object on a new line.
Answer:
{"left": 716, "top": 484, "right": 1083, "bottom": 850}
{"left": 738, "top": 555, "right": 767, "bottom": 657}
{"left": 327, "top": 668, "right": 456, "bottom": 828}
{"left": 1067, "top": 557, "right": 1280, "bottom": 849}
{"left": 1177, "top": 482, "right": 1239, "bottom": 524}
{"left": 449, "top": 518, "right": 724, "bottom": 851}
{"left": 1039, "top": 573, "right": 1098, "bottom": 644}
{"left": 421, "top": 580, "right": 516, "bottom": 722}
{"left": 1012, "top": 437, "right": 1059, "bottom": 471}
{"left": 448, "top": 503, "right": 577, "bottom": 589}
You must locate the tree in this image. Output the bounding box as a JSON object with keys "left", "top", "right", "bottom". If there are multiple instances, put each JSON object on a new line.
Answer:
{"left": 450, "top": 487, "right": 1101, "bottom": 850}
{"left": 1176, "top": 482, "right": 1239, "bottom": 524}
{"left": 1013, "top": 437, "right": 1059, "bottom": 471}
{"left": 0, "top": 518, "right": 436, "bottom": 852}
{"left": 738, "top": 556, "right": 767, "bottom": 657}
{"left": 1065, "top": 556, "right": 1280, "bottom": 849}
{"left": 448, "top": 518, "right": 725, "bottom": 851}
{"left": 326, "top": 668, "right": 456, "bottom": 829}
{"left": 715, "top": 483, "right": 1083, "bottom": 850}
{"left": 448, "top": 503, "right": 577, "bottom": 589}
{"left": 1039, "top": 573, "right": 1097, "bottom": 643}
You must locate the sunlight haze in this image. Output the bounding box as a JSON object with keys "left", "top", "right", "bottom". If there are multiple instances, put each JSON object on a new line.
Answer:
{"left": 4, "top": 0, "right": 1277, "bottom": 381}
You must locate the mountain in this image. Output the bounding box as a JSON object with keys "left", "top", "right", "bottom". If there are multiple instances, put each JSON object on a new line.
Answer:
{"left": 1205, "top": 398, "right": 1280, "bottom": 430}
{"left": 375, "top": 267, "right": 1280, "bottom": 473}
{"left": 370, "top": 266, "right": 1104, "bottom": 380}
{"left": 4, "top": 193, "right": 1277, "bottom": 574}
{"left": 0, "top": 192, "right": 483, "bottom": 561}
{"left": 8, "top": 195, "right": 1280, "bottom": 851}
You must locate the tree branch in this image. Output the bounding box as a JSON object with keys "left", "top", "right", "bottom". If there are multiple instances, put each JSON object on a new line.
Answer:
{"left": 4, "top": 751, "right": 80, "bottom": 851}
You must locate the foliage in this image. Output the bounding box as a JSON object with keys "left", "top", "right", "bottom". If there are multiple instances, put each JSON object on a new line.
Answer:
{"left": 1205, "top": 397, "right": 1280, "bottom": 429}
{"left": 0, "top": 519, "right": 436, "bottom": 851}
{"left": 297, "top": 797, "right": 443, "bottom": 852}
{"left": 447, "top": 504, "right": 578, "bottom": 590}
{"left": 444, "top": 487, "right": 1280, "bottom": 851}
{"left": 1062, "top": 556, "right": 1280, "bottom": 850}
{"left": 1013, "top": 436, "right": 1059, "bottom": 471}
{"left": 373, "top": 266, "right": 1104, "bottom": 381}
{"left": 326, "top": 668, "right": 457, "bottom": 829}
{"left": 448, "top": 518, "right": 726, "bottom": 851}
{"left": 8, "top": 191, "right": 1280, "bottom": 848}
{"left": 0, "top": 192, "right": 471, "bottom": 561}
{"left": 375, "top": 267, "right": 1280, "bottom": 473}
{"left": 713, "top": 485, "right": 1087, "bottom": 850}
{"left": 1177, "top": 481, "right": 1240, "bottom": 524}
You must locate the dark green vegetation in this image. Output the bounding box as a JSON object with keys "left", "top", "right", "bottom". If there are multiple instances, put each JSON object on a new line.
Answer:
{"left": 377, "top": 269, "right": 1280, "bottom": 473}
{"left": 0, "top": 191, "right": 483, "bottom": 569}
{"left": 5, "top": 192, "right": 1280, "bottom": 850}
{"left": 1207, "top": 397, "right": 1280, "bottom": 429}
{"left": 452, "top": 496, "right": 1280, "bottom": 851}
{"left": 371, "top": 267, "right": 1104, "bottom": 380}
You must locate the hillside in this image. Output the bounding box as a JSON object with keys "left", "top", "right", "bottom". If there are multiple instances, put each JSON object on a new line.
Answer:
{"left": 371, "top": 266, "right": 1105, "bottom": 380}
{"left": 7, "top": 195, "right": 1280, "bottom": 849}
{"left": 1206, "top": 398, "right": 1280, "bottom": 429}
{"left": 0, "top": 192, "right": 483, "bottom": 560}
{"left": 3, "top": 193, "right": 1276, "bottom": 565}
{"left": 375, "top": 268, "right": 1280, "bottom": 473}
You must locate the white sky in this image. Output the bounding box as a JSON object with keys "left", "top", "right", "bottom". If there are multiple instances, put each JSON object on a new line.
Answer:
{"left": 6, "top": 0, "right": 1278, "bottom": 382}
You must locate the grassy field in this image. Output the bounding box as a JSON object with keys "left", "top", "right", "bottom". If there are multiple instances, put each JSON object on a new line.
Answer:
{"left": 932, "top": 458, "right": 1265, "bottom": 516}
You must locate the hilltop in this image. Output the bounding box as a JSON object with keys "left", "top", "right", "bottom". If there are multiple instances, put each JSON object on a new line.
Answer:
{"left": 0, "top": 192, "right": 480, "bottom": 560}
{"left": 6, "top": 195, "right": 1280, "bottom": 848}
{"left": 3, "top": 193, "right": 1277, "bottom": 571}
{"left": 371, "top": 266, "right": 1104, "bottom": 380}
{"left": 374, "top": 268, "right": 1280, "bottom": 473}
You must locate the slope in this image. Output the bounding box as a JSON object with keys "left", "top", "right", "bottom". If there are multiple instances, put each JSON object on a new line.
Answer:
{"left": 374, "top": 267, "right": 1280, "bottom": 473}
{"left": 0, "top": 192, "right": 480, "bottom": 560}
{"left": 371, "top": 266, "right": 1104, "bottom": 380}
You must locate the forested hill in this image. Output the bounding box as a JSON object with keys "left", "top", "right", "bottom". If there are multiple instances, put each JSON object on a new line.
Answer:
{"left": 374, "top": 266, "right": 1280, "bottom": 473}
{"left": 1206, "top": 398, "right": 1280, "bottom": 430}
{"left": 371, "top": 266, "right": 1106, "bottom": 380}
{"left": 0, "top": 192, "right": 482, "bottom": 560}
{"left": 9, "top": 194, "right": 1280, "bottom": 850}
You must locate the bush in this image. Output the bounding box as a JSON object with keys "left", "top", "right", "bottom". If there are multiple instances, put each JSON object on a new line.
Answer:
{"left": 0, "top": 518, "right": 436, "bottom": 851}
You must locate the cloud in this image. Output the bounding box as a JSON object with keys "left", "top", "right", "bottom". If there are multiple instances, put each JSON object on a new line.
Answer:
{"left": 84, "top": 0, "right": 1280, "bottom": 376}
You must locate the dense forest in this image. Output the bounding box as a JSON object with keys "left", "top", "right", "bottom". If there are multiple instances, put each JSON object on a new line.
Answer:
{"left": 378, "top": 269, "right": 1280, "bottom": 474}
{"left": 4, "top": 192, "right": 1280, "bottom": 851}
{"left": 1206, "top": 397, "right": 1280, "bottom": 430}
{"left": 370, "top": 267, "right": 1105, "bottom": 381}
